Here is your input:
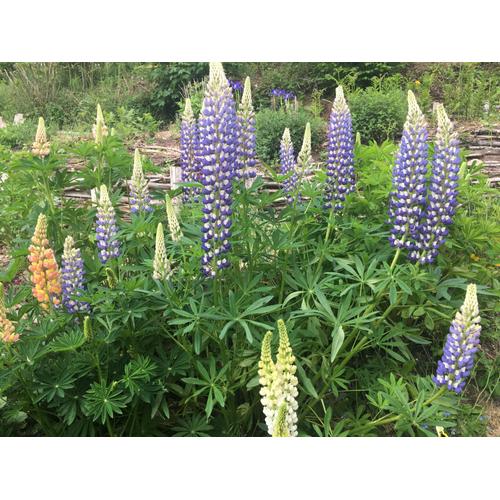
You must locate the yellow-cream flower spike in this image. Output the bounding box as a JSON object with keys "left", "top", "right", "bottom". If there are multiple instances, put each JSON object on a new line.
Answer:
{"left": 32, "top": 117, "right": 51, "bottom": 158}
{"left": 297, "top": 122, "right": 312, "bottom": 176}
{"left": 165, "top": 194, "right": 183, "bottom": 242}
{"left": 258, "top": 320, "right": 299, "bottom": 437}
{"left": 93, "top": 103, "right": 108, "bottom": 144}
{"left": 153, "top": 222, "right": 172, "bottom": 280}
{"left": 272, "top": 402, "right": 290, "bottom": 437}
{"left": 28, "top": 214, "right": 62, "bottom": 310}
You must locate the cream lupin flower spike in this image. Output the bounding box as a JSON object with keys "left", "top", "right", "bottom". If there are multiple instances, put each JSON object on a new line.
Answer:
{"left": 153, "top": 223, "right": 172, "bottom": 280}
{"left": 165, "top": 194, "right": 183, "bottom": 242}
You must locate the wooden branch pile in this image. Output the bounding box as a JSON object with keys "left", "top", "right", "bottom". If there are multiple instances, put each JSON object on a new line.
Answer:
{"left": 461, "top": 126, "right": 500, "bottom": 186}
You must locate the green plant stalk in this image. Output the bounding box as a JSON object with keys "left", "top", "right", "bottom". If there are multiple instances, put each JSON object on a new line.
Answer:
{"left": 315, "top": 209, "right": 335, "bottom": 278}
{"left": 94, "top": 352, "right": 115, "bottom": 437}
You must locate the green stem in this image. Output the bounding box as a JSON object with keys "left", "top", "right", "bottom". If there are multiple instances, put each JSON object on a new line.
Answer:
{"left": 389, "top": 247, "right": 401, "bottom": 271}
{"left": 315, "top": 209, "right": 334, "bottom": 278}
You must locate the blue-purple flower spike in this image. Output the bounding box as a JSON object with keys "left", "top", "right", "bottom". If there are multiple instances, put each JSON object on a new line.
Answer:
{"left": 411, "top": 104, "right": 460, "bottom": 263}
{"left": 180, "top": 98, "right": 200, "bottom": 202}
{"left": 96, "top": 185, "right": 120, "bottom": 264}
{"left": 388, "top": 91, "right": 428, "bottom": 252}
{"left": 280, "top": 128, "right": 297, "bottom": 202}
{"left": 236, "top": 77, "right": 257, "bottom": 185}
{"left": 61, "top": 236, "right": 90, "bottom": 313}
{"left": 433, "top": 284, "right": 481, "bottom": 394}
{"left": 129, "top": 149, "right": 152, "bottom": 214}
{"left": 324, "top": 86, "right": 355, "bottom": 211}
{"left": 198, "top": 62, "right": 238, "bottom": 278}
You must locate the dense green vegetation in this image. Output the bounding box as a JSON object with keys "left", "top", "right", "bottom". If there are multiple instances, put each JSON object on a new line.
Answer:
{"left": 0, "top": 62, "right": 498, "bottom": 437}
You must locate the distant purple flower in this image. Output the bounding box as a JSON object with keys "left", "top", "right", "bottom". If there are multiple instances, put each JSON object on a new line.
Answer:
{"left": 388, "top": 91, "right": 428, "bottom": 251}
{"left": 95, "top": 185, "right": 120, "bottom": 264}
{"left": 410, "top": 104, "right": 460, "bottom": 263}
{"left": 236, "top": 77, "right": 257, "bottom": 184}
{"left": 324, "top": 86, "right": 355, "bottom": 211}
{"left": 270, "top": 88, "right": 295, "bottom": 101}
{"left": 180, "top": 98, "right": 201, "bottom": 202}
{"left": 198, "top": 63, "right": 238, "bottom": 278}
{"left": 228, "top": 79, "right": 244, "bottom": 93}
{"left": 62, "top": 236, "right": 90, "bottom": 314}
{"left": 280, "top": 128, "right": 297, "bottom": 201}
{"left": 433, "top": 284, "right": 481, "bottom": 394}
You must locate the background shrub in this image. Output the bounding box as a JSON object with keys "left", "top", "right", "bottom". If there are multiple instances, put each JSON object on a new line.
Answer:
{"left": 148, "top": 63, "right": 209, "bottom": 120}
{"left": 255, "top": 108, "right": 325, "bottom": 164}
{"left": 349, "top": 88, "right": 407, "bottom": 144}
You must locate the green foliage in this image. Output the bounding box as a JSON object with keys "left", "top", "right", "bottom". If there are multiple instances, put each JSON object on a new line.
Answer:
{"left": 349, "top": 88, "right": 407, "bottom": 144}
{"left": 255, "top": 108, "right": 325, "bottom": 164}
{"left": 0, "top": 63, "right": 152, "bottom": 127}
{"left": 0, "top": 120, "right": 56, "bottom": 149}
{"left": 148, "top": 63, "right": 209, "bottom": 120}
{"left": 0, "top": 127, "right": 497, "bottom": 438}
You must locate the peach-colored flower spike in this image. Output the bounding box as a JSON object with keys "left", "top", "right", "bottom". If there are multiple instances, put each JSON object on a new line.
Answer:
{"left": 0, "top": 282, "right": 19, "bottom": 343}
{"left": 28, "top": 214, "right": 62, "bottom": 310}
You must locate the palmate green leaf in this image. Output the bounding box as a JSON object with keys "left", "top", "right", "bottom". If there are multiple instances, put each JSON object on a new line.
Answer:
{"left": 49, "top": 329, "right": 85, "bottom": 352}
{"left": 83, "top": 381, "right": 128, "bottom": 425}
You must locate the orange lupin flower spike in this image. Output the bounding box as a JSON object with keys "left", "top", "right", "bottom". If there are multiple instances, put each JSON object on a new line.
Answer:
{"left": 0, "top": 282, "right": 18, "bottom": 343}
{"left": 28, "top": 214, "right": 62, "bottom": 310}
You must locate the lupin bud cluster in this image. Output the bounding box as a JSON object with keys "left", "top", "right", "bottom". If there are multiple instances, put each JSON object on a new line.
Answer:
{"left": 235, "top": 77, "right": 257, "bottom": 184}
{"left": 410, "top": 104, "right": 460, "bottom": 263}
{"left": 258, "top": 320, "right": 299, "bottom": 437}
{"left": 296, "top": 122, "right": 312, "bottom": 178}
{"left": 180, "top": 98, "right": 201, "bottom": 202}
{"left": 0, "top": 283, "right": 18, "bottom": 343}
{"left": 324, "top": 86, "right": 355, "bottom": 211}
{"left": 198, "top": 62, "right": 237, "bottom": 277}
{"left": 165, "top": 194, "right": 183, "bottom": 242}
{"left": 272, "top": 403, "right": 290, "bottom": 437}
{"left": 129, "top": 149, "right": 152, "bottom": 214}
{"left": 28, "top": 214, "right": 62, "bottom": 310}
{"left": 93, "top": 103, "right": 108, "bottom": 144}
{"left": 433, "top": 284, "right": 481, "bottom": 394}
{"left": 61, "top": 236, "right": 90, "bottom": 314}
{"left": 95, "top": 185, "right": 120, "bottom": 264}
{"left": 153, "top": 222, "right": 172, "bottom": 280}
{"left": 388, "top": 91, "right": 428, "bottom": 251}
{"left": 32, "top": 117, "right": 51, "bottom": 158}
{"left": 280, "top": 128, "right": 298, "bottom": 201}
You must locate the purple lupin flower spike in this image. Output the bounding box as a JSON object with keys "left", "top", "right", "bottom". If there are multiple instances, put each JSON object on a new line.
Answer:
{"left": 388, "top": 90, "right": 428, "bottom": 252}
{"left": 236, "top": 77, "right": 257, "bottom": 186}
{"left": 129, "top": 149, "right": 152, "bottom": 214}
{"left": 433, "top": 284, "right": 481, "bottom": 394}
{"left": 280, "top": 128, "right": 297, "bottom": 202}
{"left": 198, "top": 62, "right": 238, "bottom": 278}
{"left": 324, "top": 86, "right": 355, "bottom": 211}
{"left": 95, "top": 185, "right": 120, "bottom": 264}
{"left": 61, "top": 235, "right": 90, "bottom": 314}
{"left": 411, "top": 104, "right": 461, "bottom": 264}
{"left": 180, "top": 98, "right": 200, "bottom": 202}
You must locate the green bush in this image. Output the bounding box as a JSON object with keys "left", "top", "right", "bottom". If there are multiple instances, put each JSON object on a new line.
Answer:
{"left": 0, "top": 63, "right": 152, "bottom": 127}
{"left": 255, "top": 108, "right": 325, "bottom": 164}
{"left": 349, "top": 88, "right": 407, "bottom": 144}
{"left": 148, "top": 63, "right": 209, "bottom": 120}
{"left": 0, "top": 120, "right": 57, "bottom": 149}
